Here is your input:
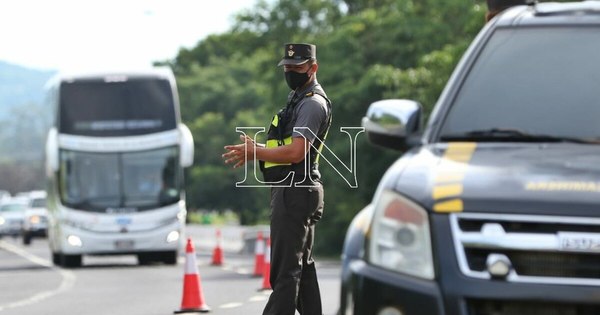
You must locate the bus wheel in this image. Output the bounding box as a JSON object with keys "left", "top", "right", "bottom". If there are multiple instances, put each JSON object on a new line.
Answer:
{"left": 137, "top": 252, "right": 156, "bottom": 265}
{"left": 161, "top": 251, "right": 177, "bottom": 265}
{"left": 138, "top": 251, "right": 177, "bottom": 265}
{"left": 61, "top": 254, "right": 82, "bottom": 268}
{"left": 52, "top": 253, "right": 61, "bottom": 266}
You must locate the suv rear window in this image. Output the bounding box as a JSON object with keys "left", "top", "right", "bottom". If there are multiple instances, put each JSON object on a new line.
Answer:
{"left": 440, "top": 27, "right": 600, "bottom": 141}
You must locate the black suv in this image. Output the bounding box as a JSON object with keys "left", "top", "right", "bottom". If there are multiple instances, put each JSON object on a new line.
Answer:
{"left": 340, "top": 2, "right": 600, "bottom": 315}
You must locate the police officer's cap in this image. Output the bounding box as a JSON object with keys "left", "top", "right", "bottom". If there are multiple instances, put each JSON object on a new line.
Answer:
{"left": 277, "top": 43, "right": 316, "bottom": 66}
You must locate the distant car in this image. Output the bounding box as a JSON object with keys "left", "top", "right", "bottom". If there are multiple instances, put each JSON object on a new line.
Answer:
{"left": 22, "top": 191, "right": 49, "bottom": 245}
{"left": 0, "top": 200, "right": 27, "bottom": 238}
{"left": 0, "top": 190, "right": 10, "bottom": 203}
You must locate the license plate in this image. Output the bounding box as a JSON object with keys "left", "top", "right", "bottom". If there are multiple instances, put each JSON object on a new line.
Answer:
{"left": 559, "top": 232, "right": 600, "bottom": 252}
{"left": 114, "top": 240, "right": 134, "bottom": 250}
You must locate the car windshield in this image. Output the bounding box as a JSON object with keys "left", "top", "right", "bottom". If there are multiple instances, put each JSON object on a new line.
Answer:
{"left": 59, "top": 146, "right": 181, "bottom": 212}
{"left": 439, "top": 27, "right": 600, "bottom": 142}
{"left": 0, "top": 204, "right": 27, "bottom": 212}
{"left": 31, "top": 198, "right": 47, "bottom": 208}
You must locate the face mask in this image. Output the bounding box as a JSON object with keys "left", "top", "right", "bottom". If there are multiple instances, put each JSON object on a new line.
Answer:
{"left": 284, "top": 69, "right": 311, "bottom": 90}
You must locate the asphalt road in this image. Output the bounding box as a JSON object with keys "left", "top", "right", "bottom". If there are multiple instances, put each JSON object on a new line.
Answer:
{"left": 0, "top": 225, "right": 341, "bottom": 315}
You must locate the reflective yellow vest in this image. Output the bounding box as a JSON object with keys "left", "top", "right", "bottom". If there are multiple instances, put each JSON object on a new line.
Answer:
{"left": 259, "top": 90, "right": 332, "bottom": 182}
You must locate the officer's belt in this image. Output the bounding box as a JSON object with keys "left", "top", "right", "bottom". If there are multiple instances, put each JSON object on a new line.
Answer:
{"left": 261, "top": 164, "right": 321, "bottom": 184}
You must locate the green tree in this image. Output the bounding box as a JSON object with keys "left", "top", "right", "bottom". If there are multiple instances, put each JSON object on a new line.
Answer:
{"left": 170, "top": 0, "right": 487, "bottom": 255}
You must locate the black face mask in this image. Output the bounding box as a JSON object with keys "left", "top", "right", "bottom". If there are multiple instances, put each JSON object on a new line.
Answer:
{"left": 284, "top": 69, "right": 311, "bottom": 90}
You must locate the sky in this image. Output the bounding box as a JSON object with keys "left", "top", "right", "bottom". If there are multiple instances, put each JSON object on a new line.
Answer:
{"left": 0, "top": 0, "right": 259, "bottom": 72}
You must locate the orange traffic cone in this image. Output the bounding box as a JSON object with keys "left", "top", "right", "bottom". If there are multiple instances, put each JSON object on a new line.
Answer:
{"left": 211, "top": 228, "right": 224, "bottom": 266}
{"left": 175, "top": 238, "right": 211, "bottom": 313}
{"left": 252, "top": 231, "right": 265, "bottom": 277}
{"left": 260, "top": 237, "right": 271, "bottom": 290}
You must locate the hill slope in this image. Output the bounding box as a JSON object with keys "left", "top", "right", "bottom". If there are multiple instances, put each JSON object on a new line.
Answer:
{"left": 0, "top": 60, "right": 55, "bottom": 119}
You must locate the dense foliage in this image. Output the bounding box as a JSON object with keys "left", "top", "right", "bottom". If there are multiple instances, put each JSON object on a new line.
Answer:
{"left": 162, "top": 0, "right": 488, "bottom": 255}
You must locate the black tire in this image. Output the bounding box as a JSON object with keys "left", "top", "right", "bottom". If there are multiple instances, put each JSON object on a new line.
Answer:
{"left": 61, "top": 254, "right": 82, "bottom": 268}
{"left": 137, "top": 252, "right": 154, "bottom": 265}
{"left": 161, "top": 251, "right": 178, "bottom": 265}
{"left": 138, "top": 251, "right": 178, "bottom": 265}
{"left": 22, "top": 233, "right": 32, "bottom": 246}
{"left": 52, "top": 252, "right": 61, "bottom": 266}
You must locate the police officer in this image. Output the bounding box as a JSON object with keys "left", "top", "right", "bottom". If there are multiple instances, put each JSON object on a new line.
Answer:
{"left": 223, "top": 43, "right": 331, "bottom": 315}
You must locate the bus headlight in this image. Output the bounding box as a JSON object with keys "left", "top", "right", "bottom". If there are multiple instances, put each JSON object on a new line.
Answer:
{"left": 166, "top": 230, "right": 180, "bottom": 243}
{"left": 67, "top": 235, "right": 83, "bottom": 247}
{"left": 368, "top": 190, "right": 434, "bottom": 280}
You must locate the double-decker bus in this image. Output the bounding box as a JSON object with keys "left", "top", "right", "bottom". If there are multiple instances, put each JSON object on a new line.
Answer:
{"left": 44, "top": 67, "right": 194, "bottom": 267}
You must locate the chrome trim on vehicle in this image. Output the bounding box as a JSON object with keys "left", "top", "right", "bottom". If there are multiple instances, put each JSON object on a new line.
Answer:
{"left": 58, "top": 129, "right": 179, "bottom": 152}
{"left": 450, "top": 212, "right": 600, "bottom": 286}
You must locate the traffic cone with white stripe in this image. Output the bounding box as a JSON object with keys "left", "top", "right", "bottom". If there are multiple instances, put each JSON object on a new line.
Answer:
{"left": 211, "top": 228, "right": 224, "bottom": 266}
{"left": 175, "top": 238, "right": 210, "bottom": 314}
{"left": 259, "top": 236, "right": 271, "bottom": 290}
{"left": 252, "top": 231, "right": 265, "bottom": 277}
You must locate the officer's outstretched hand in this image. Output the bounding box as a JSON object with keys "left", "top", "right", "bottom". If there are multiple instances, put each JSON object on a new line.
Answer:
{"left": 223, "top": 135, "right": 256, "bottom": 168}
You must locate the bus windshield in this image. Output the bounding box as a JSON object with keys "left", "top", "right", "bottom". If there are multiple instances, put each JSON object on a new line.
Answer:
{"left": 59, "top": 78, "right": 177, "bottom": 136}
{"left": 59, "top": 146, "right": 181, "bottom": 212}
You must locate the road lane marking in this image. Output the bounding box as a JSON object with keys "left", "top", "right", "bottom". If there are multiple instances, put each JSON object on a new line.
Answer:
{"left": 248, "top": 295, "right": 268, "bottom": 302}
{"left": 219, "top": 263, "right": 251, "bottom": 275}
{"left": 235, "top": 267, "right": 250, "bottom": 275}
{"left": 219, "top": 302, "right": 243, "bottom": 309}
{"left": 0, "top": 241, "right": 76, "bottom": 311}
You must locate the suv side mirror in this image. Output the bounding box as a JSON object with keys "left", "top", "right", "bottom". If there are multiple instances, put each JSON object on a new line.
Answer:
{"left": 45, "top": 127, "right": 59, "bottom": 176}
{"left": 361, "top": 99, "right": 423, "bottom": 151}
{"left": 179, "top": 124, "right": 194, "bottom": 168}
